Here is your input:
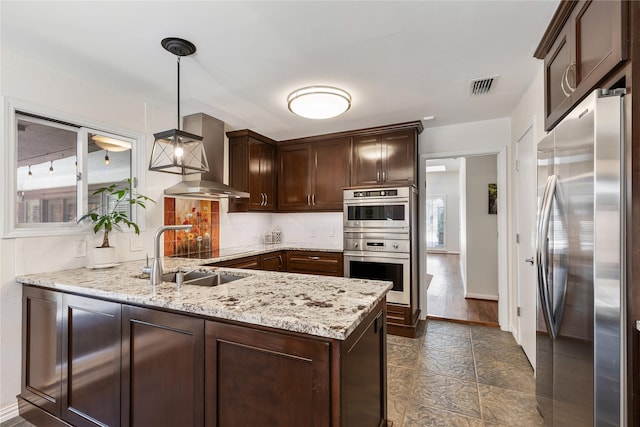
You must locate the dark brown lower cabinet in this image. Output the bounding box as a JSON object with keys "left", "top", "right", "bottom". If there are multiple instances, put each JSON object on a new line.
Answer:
{"left": 205, "top": 322, "right": 331, "bottom": 427}
{"left": 21, "top": 285, "right": 387, "bottom": 427}
{"left": 121, "top": 306, "right": 205, "bottom": 427}
{"left": 62, "top": 295, "right": 121, "bottom": 427}
{"left": 261, "top": 251, "right": 285, "bottom": 271}
{"left": 22, "top": 287, "right": 62, "bottom": 417}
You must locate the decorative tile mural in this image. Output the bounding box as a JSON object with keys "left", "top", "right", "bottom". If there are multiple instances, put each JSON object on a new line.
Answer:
{"left": 164, "top": 197, "right": 220, "bottom": 258}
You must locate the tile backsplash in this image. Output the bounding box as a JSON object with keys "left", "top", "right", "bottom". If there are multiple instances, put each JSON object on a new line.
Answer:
{"left": 164, "top": 197, "right": 220, "bottom": 258}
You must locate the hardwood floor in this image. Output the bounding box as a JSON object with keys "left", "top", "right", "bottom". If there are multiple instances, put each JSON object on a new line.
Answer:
{"left": 426, "top": 253, "right": 498, "bottom": 326}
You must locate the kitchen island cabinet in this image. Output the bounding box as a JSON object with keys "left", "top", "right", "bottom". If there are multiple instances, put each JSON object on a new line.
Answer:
{"left": 17, "top": 262, "right": 390, "bottom": 427}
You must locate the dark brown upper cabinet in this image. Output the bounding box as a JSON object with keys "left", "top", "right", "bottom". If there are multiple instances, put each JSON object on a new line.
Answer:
{"left": 227, "top": 130, "right": 277, "bottom": 212}
{"left": 536, "top": 0, "right": 628, "bottom": 131}
{"left": 278, "top": 137, "right": 351, "bottom": 211}
{"left": 352, "top": 128, "right": 419, "bottom": 187}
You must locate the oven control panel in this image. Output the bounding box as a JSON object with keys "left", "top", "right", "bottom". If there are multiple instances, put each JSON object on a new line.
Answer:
{"left": 344, "top": 238, "right": 410, "bottom": 253}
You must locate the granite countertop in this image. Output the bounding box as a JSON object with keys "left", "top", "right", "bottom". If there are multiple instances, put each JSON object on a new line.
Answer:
{"left": 15, "top": 257, "right": 390, "bottom": 341}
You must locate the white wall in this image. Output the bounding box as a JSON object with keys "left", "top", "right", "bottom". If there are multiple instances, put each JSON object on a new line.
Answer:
{"left": 463, "top": 155, "right": 499, "bottom": 299}
{"left": 425, "top": 171, "right": 460, "bottom": 253}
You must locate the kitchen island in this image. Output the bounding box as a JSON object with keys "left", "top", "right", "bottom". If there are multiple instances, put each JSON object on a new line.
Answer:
{"left": 16, "top": 260, "right": 390, "bottom": 427}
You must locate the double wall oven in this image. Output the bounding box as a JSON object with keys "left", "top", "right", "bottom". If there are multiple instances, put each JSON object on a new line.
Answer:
{"left": 343, "top": 186, "right": 418, "bottom": 306}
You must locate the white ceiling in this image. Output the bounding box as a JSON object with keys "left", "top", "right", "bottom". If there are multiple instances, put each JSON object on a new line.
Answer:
{"left": 1, "top": 1, "right": 559, "bottom": 141}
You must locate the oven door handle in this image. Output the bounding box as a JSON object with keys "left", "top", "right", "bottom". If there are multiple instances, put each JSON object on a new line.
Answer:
{"left": 344, "top": 252, "right": 409, "bottom": 260}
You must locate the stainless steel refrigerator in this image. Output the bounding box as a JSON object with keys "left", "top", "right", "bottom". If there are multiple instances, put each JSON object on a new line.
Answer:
{"left": 536, "top": 89, "right": 625, "bottom": 427}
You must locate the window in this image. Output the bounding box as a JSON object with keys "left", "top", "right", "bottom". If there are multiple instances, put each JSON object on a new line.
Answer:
{"left": 426, "top": 195, "right": 446, "bottom": 250}
{"left": 4, "top": 99, "right": 144, "bottom": 237}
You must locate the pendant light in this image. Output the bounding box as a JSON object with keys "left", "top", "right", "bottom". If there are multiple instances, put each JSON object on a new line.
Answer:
{"left": 148, "top": 37, "right": 209, "bottom": 175}
{"left": 49, "top": 160, "right": 54, "bottom": 175}
{"left": 104, "top": 150, "right": 110, "bottom": 165}
{"left": 28, "top": 165, "right": 33, "bottom": 179}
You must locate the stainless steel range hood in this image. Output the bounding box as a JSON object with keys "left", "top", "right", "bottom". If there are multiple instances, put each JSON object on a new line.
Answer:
{"left": 163, "top": 113, "right": 249, "bottom": 199}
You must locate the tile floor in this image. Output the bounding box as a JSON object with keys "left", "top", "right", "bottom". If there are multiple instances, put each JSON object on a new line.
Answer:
{"left": 388, "top": 319, "right": 543, "bottom": 427}
{"left": 3, "top": 319, "right": 542, "bottom": 427}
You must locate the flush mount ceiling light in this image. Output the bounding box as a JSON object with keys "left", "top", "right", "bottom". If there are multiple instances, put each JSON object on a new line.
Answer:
{"left": 149, "top": 37, "right": 209, "bottom": 175}
{"left": 287, "top": 86, "right": 351, "bottom": 119}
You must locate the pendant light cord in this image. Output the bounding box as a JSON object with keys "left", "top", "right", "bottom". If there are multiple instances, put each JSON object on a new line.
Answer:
{"left": 177, "top": 56, "right": 181, "bottom": 130}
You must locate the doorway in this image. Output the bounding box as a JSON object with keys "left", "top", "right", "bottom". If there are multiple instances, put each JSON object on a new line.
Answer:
{"left": 425, "top": 155, "right": 499, "bottom": 326}
{"left": 419, "top": 148, "right": 508, "bottom": 330}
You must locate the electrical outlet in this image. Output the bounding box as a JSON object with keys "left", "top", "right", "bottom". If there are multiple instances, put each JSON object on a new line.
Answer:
{"left": 73, "top": 240, "right": 87, "bottom": 258}
{"left": 130, "top": 237, "right": 144, "bottom": 252}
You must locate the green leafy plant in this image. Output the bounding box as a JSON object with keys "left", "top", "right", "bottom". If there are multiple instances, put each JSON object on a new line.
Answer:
{"left": 78, "top": 178, "right": 154, "bottom": 248}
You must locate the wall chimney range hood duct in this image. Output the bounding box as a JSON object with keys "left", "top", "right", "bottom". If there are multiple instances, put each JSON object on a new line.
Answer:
{"left": 163, "top": 113, "right": 249, "bottom": 199}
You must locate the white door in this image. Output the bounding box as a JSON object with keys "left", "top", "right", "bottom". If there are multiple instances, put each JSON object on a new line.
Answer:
{"left": 516, "top": 125, "right": 536, "bottom": 367}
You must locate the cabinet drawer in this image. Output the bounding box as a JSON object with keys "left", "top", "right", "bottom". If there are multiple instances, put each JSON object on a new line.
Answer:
{"left": 207, "top": 255, "right": 261, "bottom": 270}
{"left": 286, "top": 251, "right": 343, "bottom": 276}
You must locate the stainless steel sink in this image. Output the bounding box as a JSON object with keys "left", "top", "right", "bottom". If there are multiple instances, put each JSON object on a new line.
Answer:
{"left": 162, "top": 270, "right": 247, "bottom": 287}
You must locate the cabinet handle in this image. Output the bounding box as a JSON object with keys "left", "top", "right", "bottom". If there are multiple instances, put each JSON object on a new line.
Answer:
{"left": 382, "top": 170, "right": 386, "bottom": 182}
{"left": 312, "top": 194, "right": 316, "bottom": 205}
{"left": 307, "top": 194, "right": 311, "bottom": 206}
{"left": 560, "top": 67, "right": 571, "bottom": 98}
{"left": 264, "top": 193, "right": 268, "bottom": 206}
{"left": 260, "top": 193, "right": 265, "bottom": 206}
{"left": 278, "top": 255, "right": 283, "bottom": 269}
{"left": 565, "top": 63, "right": 576, "bottom": 93}
{"left": 309, "top": 256, "right": 320, "bottom": 260}
{"left": 377, "top": 171, "right": 380, "bottom": 182}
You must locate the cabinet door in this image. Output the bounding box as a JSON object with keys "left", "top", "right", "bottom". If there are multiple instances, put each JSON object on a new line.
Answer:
{"left": 352, "top": 135, "right": 382, "bottom": 186}
{"left": 248, "top": 139, "right": 265, "bottom": 210}
{"left": 544, "top": 25, "right": 573, "bottom": 131}
{"left": 312, "top": 137, "right": 350, "bottom": 210}
{"left": 260, "top": 142, "right": 277, "bottom": 210}
{"left": 571, "top": 0, "right": 627, "bottom": 106}
{"left": 205, "top": 321, "right": 331, "bottom": 427}
{"left": 278, "top": 144, "right": 312, "bottom": 210}
{"left": 261, "top": 252, "right": 284, "bottom": 271}
{"left": 62, "top": 295, "right": 121, "bottom": 427}
{"left": 382, "top": 130, "right": 415, "bottom": 185}
{"left": 22, "top": 287, "right": 62, "bottom": 416}
{"left": 122, "top": 306, "right": 204, "bottom": 427}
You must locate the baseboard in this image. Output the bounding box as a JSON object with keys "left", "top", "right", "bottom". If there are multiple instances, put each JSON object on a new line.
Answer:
{"left": 464, "top": 292, "right": 498, "bottom": 301}
{"left": 0, "top": 400, "right": 19, "bottom": 423}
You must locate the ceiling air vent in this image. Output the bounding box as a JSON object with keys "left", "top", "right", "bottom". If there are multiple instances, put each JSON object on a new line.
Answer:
{"left": 469, "top": 76, "right": 499, "bottom": 96}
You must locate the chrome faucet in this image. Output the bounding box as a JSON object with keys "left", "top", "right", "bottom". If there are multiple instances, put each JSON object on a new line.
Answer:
{"left": 150, "top": 224, "right": 193, "bottom": 286}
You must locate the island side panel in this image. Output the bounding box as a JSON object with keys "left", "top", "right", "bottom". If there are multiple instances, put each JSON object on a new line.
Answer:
{"left": 205, "top": 321, "right": 331, "bottom": 427}
{"left": 333, "top": 298, "right": 388, "bottom": 427}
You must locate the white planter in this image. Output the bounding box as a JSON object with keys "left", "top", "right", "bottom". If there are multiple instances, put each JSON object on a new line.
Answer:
{"left": 87, "top": 246, "right": 117, "bottom": 268}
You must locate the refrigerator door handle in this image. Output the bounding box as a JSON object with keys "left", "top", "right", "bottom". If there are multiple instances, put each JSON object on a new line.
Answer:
{"left": 537, "top": 174, "right": 559, "bottom": 340}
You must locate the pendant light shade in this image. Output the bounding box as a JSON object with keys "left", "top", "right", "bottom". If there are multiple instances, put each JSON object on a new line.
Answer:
{"left": 149, "top": 37, "right": 209, "bottom": 175}
{"left": 287, "top": 86, "right": 351, "bottom": 119}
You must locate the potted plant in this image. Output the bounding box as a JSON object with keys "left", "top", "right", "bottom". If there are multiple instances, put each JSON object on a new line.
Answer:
{"left": 78, "top": 178, "right": 154, "bottom": 267}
